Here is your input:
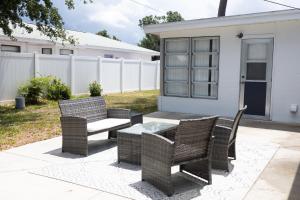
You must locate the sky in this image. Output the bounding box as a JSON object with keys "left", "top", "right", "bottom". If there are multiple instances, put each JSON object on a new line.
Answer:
{"left": 50, "top": 0, "right": 300, "bottom": 45}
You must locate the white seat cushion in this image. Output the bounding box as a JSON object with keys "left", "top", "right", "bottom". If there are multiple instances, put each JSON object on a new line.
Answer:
{"left": 87, "top": 118, "right": 130, "bottom": 133}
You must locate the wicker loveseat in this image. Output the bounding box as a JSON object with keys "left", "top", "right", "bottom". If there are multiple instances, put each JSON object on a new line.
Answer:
{"left": 58, "top": 97, "right": 132, "bottom": 156}
{"left": 212, "top": 106, "right": 247, "bottom": 171}
{"left": 141, "top": 116, "right": 218, "bottom": 196}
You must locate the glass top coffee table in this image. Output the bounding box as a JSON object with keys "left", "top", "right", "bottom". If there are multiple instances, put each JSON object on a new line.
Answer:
{"left": 117, "top": 122, "right": 178, "bottom": 165}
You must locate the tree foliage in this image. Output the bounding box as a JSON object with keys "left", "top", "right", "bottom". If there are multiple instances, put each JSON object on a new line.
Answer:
{"left": 138, "top": 11, "right": 184, "bottom": 51}
{"left": 0, "top": 0, "right": 92, "bottom": 44}
{"left": 96, "top": 29, "right": 120, "bottom": 41}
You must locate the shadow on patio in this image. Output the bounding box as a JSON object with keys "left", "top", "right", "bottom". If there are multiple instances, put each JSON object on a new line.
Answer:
{"left": 288, "top": 163, "right": 300, "bottom": 200}
{"left": 44, "top": 138, "right": 116, "bottom": 159}
{"left": 146, "top": 111, "right": 300, "bottom": 133}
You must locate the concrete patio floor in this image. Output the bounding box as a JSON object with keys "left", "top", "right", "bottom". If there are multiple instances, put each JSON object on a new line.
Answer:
{"left": 0, "top": 111, "right": 299, "bottom": 200}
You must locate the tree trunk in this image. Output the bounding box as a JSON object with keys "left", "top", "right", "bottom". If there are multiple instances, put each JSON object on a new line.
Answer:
{"left": 218, "top": 0, "right": 228, "bottom": 17}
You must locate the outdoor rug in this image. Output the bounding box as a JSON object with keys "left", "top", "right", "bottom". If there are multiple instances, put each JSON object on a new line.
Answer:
{"left": 30, "top": 140, "right": 278, "bottom": 200}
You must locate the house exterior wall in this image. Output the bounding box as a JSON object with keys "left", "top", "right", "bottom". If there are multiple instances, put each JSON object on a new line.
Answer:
{"left": 0, "top": 38, "right": 152, "bottom": 60}
{"left": 158, "top": 20, "right": 300, "bottom": 124}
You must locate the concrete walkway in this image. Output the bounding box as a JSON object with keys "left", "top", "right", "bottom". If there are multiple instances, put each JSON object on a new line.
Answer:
{"left": 0, "top": 112, "right": 299, "bottom": 200}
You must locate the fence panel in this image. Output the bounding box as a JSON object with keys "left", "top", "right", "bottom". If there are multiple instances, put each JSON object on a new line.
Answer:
{"left": 101, "top": 59, "right": 122, "bottom": 94}
{"left": 122, "top": 60, "right": 140, "bottom": 92}
{"left": 0, "top": 53, "right": 160, "bottom": 102}
{"left": 0, "top": 53, "right": 34, "bottom": 102}
{"left": 141, "top": 61, "right": 158, "bottom": 90}
{"left": 74, "top": 56, "right": 98, "bottom": 94}
{"left": 39, "top": 54, "right": 70, "bottom": 85}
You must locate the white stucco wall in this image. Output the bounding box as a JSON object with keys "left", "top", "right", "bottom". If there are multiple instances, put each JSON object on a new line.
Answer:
{"left": 158, "top": 20, "right": 300, "bottom": 124}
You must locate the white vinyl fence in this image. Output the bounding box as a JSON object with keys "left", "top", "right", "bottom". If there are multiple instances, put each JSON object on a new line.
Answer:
{"left": 0, "top": 52, "right": 160, "bottom": 102}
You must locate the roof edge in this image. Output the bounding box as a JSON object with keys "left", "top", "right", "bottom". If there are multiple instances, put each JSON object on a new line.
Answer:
{"left": 144, "top": 9, "right": 300, "bottom": 35}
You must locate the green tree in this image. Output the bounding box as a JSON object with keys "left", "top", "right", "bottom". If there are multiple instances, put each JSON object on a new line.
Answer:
{"left": 138, "top": 11, "right": 184, "bottom": 51}
{"left": 96, "top": 30, "right": 110, "bottom": 38}
{"left": 0, "top": 0, "right": 92, "bottom": 44}
{"left": 112, "top": 35, "right": 120, "bottom": 41}
{"left": 96, "top": 29, "right": 121, "bottom": 41}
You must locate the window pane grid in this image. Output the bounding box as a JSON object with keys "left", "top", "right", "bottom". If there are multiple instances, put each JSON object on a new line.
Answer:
{"left": 163, "top": 37, "right": 219, "bottom": 98}
{"left": 192, "top": 68, "right": 218, "bottom": 82}
{"left": 164, "top": 83, "right": 189, "bottom": 97}
{"left": 192, "top": 83, "right": 218, "bottom": 98}
{"left": 191, "top": 37, "right": 219, "bottom": 98}
{"left": 165, "top": 39, "right": 189, "bottom": 53}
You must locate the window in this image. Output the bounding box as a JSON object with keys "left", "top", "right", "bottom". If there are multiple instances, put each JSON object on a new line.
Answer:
{"left": 1, "top": 45, "right": 21, "bottom": 52}
{"left": 104, "top": 54, "right": 114, "bottom": 58}
{"left": 164, "top": 38, "right": 189, "bottom": 97}
{"left": 163, "top": 37, "right": 219, "bottom": 98}
{"left": 42, "top": 48, "right": 52, "bottom": 55}
{"left": 60, "top": 49, "right": 73, "bottom": 55}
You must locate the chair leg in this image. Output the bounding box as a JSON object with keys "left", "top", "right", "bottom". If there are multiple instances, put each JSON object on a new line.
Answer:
{"left": 228, "top": 142, "right": 236, "bottom": 160}
{"left": 212, "top": 143, "right": 229, "bottom": 172}
{"left": 142, "top": 158, "right": 174, "bottom": 196}
{"left": 108, "top": 130, "right": 117, "bottom": 139}
{"left": 62, "top": 136, "right": 88, "bottom": 156}
{"left": 181, "top": 159, "right": 212, "bottom": 184}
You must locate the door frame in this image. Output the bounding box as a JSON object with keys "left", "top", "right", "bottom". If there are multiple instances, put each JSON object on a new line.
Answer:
{"left": 239, "top": 37, "right": 274, "bottom": 120}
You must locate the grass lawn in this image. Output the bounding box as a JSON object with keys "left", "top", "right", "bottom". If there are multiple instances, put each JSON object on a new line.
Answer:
{"left": 0, "top": 90, "right": 159, "bottom": 151}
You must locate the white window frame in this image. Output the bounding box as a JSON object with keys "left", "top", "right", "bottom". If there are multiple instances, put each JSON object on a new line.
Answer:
{"left": 60, "top": 49, "right": 73, "bottom": 55}
{"left": 1, "top": 45, "right": 21, "bottom": 53}
{"left": 104, "top": 54, "right": 114, "bottom": 58}
{"left": 42, "top": 48, "right": 52, "bottom": 55}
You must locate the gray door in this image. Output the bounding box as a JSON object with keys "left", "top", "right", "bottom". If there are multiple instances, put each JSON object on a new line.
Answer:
{"left": 240, "top": 38, "right": 273, "bottom": 118}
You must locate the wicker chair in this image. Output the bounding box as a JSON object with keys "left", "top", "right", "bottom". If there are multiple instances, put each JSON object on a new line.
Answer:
{"left": 58, "top": 97, "right": 131, "bottom": 156}
{"left": 212, "top": 106, "right": 247, "bottom": 171}
{"left": 141, "top": 116, "right": 218, "bottom": 196}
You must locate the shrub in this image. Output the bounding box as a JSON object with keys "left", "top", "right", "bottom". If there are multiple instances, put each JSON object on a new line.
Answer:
{"left": 18, "top": 76, "right": 71, "bottom": 104}
{"left": 18, "top": 76, "right": 52, "bottom": 104}
{"left": 47, "top": 78, "right": 71, "bottom": 100}
{"left": 89, "top": 81, "right": 102, "bottom": 97}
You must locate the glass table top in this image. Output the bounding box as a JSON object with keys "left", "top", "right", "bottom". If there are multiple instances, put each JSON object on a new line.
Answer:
{"left": 118, "top": 122, "right": 177, "bottom": 135}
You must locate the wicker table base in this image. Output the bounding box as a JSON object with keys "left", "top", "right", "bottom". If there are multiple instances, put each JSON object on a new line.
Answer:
{"left": 117, "top": 122, "right": 177, "bottom": 165}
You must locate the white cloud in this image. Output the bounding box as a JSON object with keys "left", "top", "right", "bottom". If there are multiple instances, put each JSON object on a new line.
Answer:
{"left": 60, "top": 0, "right": 300, "bottom": 44}
{"left": 85, "top": 0, "right": 156, "bottom": 28}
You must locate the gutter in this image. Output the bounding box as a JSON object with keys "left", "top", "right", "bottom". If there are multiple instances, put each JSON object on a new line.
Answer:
{"left": 144, "top": 9, "right": 300, "bottom": 34}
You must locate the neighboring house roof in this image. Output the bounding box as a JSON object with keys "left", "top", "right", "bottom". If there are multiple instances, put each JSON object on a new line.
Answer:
{"left": 144, "top": 9, "right": 300, "bottom": 35}
{"left": 0, "top": 24, "right": 159, "bottom": 55}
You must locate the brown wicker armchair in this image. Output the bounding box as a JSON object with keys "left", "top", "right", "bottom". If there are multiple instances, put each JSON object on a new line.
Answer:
{"left": 212, "top": 106, "right": 247, "bottom": 171}
{"left": 141, "top": 116, "right": 218, "bottom": 196}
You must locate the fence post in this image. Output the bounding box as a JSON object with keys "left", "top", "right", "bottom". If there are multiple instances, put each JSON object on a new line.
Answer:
{"left": 34, "top": 52, "right": 40, "bottom": 77}
{"left": 120, "top": 58, "right": 124, "bottom": 93}
{"left": 139, "top": 60, "right": 143, "bottom": 91}
{"left": 155, "top": 60, "right": 160, "bottom": 90}
{"left": 70, "top": 55, "right": 75, "bottom": 95}
{"left": 97, "top": 57, "right": 102, "bottom": 83}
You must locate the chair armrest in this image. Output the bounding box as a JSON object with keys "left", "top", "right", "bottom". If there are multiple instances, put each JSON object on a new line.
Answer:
{"left": 214, "top": 125, "right": 232, "bottom": 145}
{"left": 142, "top": 133, "right": 174, "bottom": 164}
{"left": 107, "top": 108, "right": 131, "bottom": 119}
{"left": 162, "top": 127, "right": 177, "bottom": 141}
{"left": 217, "top": 118, "right": 234, "bottom": 128}
{"left": 60, "top": 116, "right": 87, "bottom": 136}
{"left": 60, "top": 116, "right": 87, "bottom": 124}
